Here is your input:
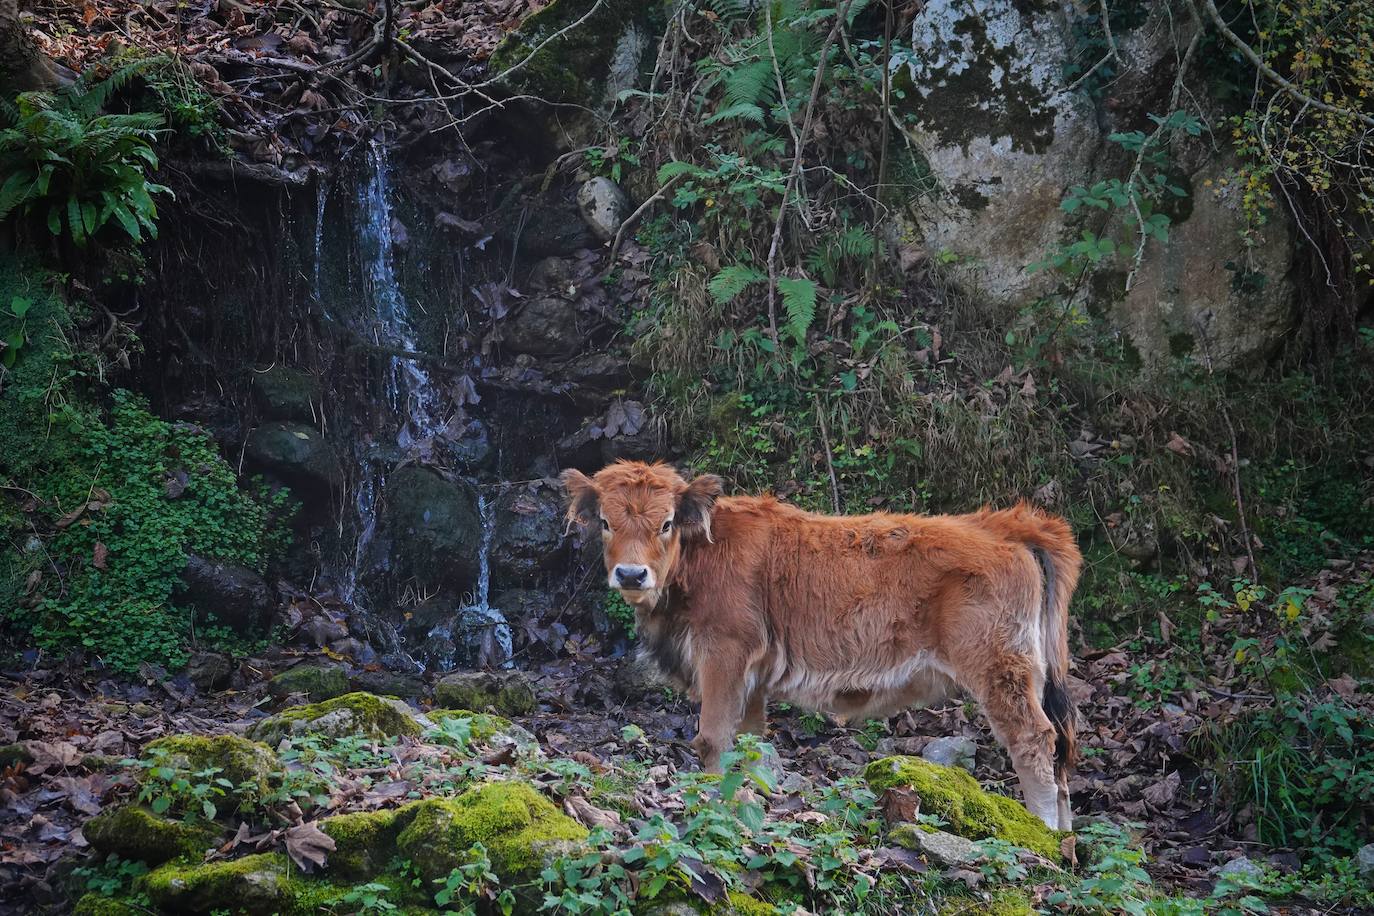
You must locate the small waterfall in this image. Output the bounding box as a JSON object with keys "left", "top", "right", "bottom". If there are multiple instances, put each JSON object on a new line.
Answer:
{"left": 337, "top": 468, "right": 380, "bottom": 609}
{"left": 312, "top": 178, "right": 328, "bottom": 303}
{"left": 356, "top": 143, "right": 446, "bottom": 447}
{"left": 328, "top": 140, "right": 511, "bottom": 672}
{"left": 423, "top": 492, "right": 513, "bottom": 672}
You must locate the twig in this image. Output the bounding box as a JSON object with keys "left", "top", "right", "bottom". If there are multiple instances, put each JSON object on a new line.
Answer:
{"left": 1195, "top": 323, "right": 1258, "bottom": 582}
{"left": 765, "top": 2, "right": 849, "bottom": 351}
{"left": 602, "top": 171, "right": 685, "bottom": 271}
{"left": 814, "top": 394, "right": 841, "bottom": 514}
{"left": 872, "top": 0, "right": 892, "bottom": 277}
{"left": 1195, "top": 0, "right": 1374, "bottom": 128}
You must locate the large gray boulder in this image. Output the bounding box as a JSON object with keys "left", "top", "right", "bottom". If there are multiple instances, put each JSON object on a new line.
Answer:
{"left": 892, "top": 1, "right": 1297, "bottom": 369}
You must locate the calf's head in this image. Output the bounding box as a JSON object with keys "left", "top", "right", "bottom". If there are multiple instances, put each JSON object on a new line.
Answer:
{"left": 560, "top": 461, "right": 722, "bottom": 607}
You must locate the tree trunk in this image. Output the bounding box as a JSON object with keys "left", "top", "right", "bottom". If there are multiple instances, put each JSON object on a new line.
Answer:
{"left": 0, "top": 0, "right": 76, "bottom": 93}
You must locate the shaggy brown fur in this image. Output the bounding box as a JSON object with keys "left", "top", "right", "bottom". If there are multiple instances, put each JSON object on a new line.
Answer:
{"left": 561, "top": 461, "right": 1083, "bottom": 829}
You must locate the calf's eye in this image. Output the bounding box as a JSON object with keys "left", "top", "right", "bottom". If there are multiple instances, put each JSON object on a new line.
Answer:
{"left": 601, "top": 518, "right": 610, "bottom": 532}
{"left": 661, "top": 518, "right": 673, "bottom": 534}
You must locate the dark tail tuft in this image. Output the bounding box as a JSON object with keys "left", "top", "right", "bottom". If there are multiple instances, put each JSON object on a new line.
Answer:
{"left": 1042, "top": 673, "right": 1077, "bottom": 782}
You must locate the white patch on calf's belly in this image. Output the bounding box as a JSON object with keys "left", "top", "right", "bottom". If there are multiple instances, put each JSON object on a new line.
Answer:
{"left": 767, "top": 648, "right": 958, "bottom": 716}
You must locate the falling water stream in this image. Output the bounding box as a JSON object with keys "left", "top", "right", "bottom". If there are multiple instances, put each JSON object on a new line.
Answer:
{"left": 326, "top": 141, "right": 512, "bottom": 670}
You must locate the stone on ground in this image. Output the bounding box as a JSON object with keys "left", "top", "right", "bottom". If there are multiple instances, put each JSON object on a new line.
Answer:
{"left": 267, "top": 663, "right": 350, "bottom": 703}
{"left": 922, "top": 735, "right": 978, "bottom": 771}
{"left": 249, "top": 691, "right": 426, "bottom": 744}
{"left": 434, "top": 670, "right": 537, "bottom": 715}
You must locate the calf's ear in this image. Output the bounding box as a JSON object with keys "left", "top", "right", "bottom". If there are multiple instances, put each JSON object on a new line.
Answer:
{"left": 560, "top": 469, "right": 599, "bottom": 528}
{"left": 677, "top": 474, "right": 723, "bottom": 542}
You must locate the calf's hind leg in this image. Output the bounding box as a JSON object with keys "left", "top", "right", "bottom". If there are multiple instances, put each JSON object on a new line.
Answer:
{"left": 968, "top": 655, "right": 1061, "bottom": 830}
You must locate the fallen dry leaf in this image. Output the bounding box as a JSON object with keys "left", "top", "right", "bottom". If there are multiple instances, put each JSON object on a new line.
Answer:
{"left": 284, "top": 821, "right": 335, "bottom": 872}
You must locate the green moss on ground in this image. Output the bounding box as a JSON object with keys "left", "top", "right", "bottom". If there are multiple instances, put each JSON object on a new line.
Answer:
{"left": 0, "top": 742, "right": 33, "bottom": 768}
{"left": 938, "top": 889, "right": 1035, "bottom": 915}
{"left": 142, "top": 734, "right": 279, "bottom": 802}
{"left": 72, "top": 895, "right": 145, "bottom": 916}
{"left": 84, "top": 805, "right": 221, "bottom": 865}
{"left": 268, "top": 664, "right": 350, "bottom": 703}
{"left": 249, "top": 691, "right": 422, "bottom": 744}
{"left": 863, "top": 756, "right": 1062, "bottom": 860}
{"left": 396, "top": 780, "right": 587, "bottom": 884}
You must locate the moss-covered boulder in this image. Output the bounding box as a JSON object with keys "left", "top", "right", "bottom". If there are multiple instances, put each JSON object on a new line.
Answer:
{"left": 244, "top": 421, "right": 343, "bottom": 495}
{"left": 268, "top": 663, "right": 350, "bottom": 703}
{"left": 142, "top": 734, "right": 279, "bottom": 805}
{"left": 84, "top": 805, "right": 221, "bottom": 866}
{"left": 249, "top": 692, "right": 425, "bottom": 745}
{"left": 141, "top": 852, "right": 293, "bottom": 915}
{"left": 434, "top": 671, "right": 537, "bottom": 716}
{"left": 864, "top": 756, "right": 1062, "bottom": 860}
{"left": 487, "top": 0, "right": 657, "bottom": 109}
{"left": 396, "top": 781, "right": 587, "bottom": 885}
{"left": 318, "top": 807, "right": 404, "bottom": 880}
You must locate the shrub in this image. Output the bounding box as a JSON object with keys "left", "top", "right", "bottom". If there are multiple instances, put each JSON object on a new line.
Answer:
{"left": 0, "top": 60, "right": 171, "bottom": 246}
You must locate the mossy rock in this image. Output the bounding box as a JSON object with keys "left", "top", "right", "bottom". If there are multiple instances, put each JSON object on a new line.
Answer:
{"left": 141, "top": 852, "right": 293, "bottom": 915}
{"left": 249, "top": 692, "right": 425, "bottom": 744}
{"left": 142, "top": 734, "right": 279, "bottom": 806}
{"left": 250, "top": 366, "right": 319, "bottom": 422}
{"left": 318, "top": 807, "right": 403, "bottom": 880}
{"left": 85, "top": 805, "right": 221, "bottom": 866}
{"left": 72, "top": 895, "right": 145, "bottom": 916}
{"left": 434, "top": 671, "right": 537, "bottom": 716}
{"left": 426, "top": 708, "right": 513, "bottom": 742}
{"left": 268, "top": 663, "right": 350, "bottom": 703}
{"left": 486, "top": 0, "right": 653, "bottom": 108}
{"left": 863, "top": 756, "right": 1062, "bottom": 860}
{"left": 395, "top": 781, "right": 587, "bottom": 886}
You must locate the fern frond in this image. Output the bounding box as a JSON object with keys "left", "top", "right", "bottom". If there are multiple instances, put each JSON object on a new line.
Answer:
{"left": 777, "top": 276, "right": 817, "bottom": 344}
{"left": 709, "top": 264, "right": 766, "bottom": 303}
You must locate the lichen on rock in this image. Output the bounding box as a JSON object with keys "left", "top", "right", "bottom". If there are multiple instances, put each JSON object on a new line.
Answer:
{"left": 249, "top": 691, "right": 426, "bottom": 744}
{"left": 84, "top": 805, "right": 221, "bottom": 866}
{"left": 863, "top": 755, "right": 1062, "bottom": 860}
{"left": 395, "top": 780, "right": 587, "bottom": 884}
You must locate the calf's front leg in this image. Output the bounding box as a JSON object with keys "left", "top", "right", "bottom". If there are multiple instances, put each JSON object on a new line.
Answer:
{"left": 690, "top": 653, "right": 750, "bottom": 773}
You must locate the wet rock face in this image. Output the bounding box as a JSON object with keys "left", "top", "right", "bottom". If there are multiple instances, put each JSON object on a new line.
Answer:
{"left": 244, "top": 421, "right": 343, "bottom": 494}
{"left": 370, "top": 466, "right": 482, "bottom": 601}
{"left": 250, "top": 366, "right": 318, "bottom": 421}
{"left": 491, "top": 481, "right": 568, "bottom": 585}
{"left": 177, "top": 555, "right": 273, "bottom": 634}
{"left": 497, "top": 199, "right": 592, "bottom": 258}
{"left": 502, "top": 296, "right": 584, "bottom": 357}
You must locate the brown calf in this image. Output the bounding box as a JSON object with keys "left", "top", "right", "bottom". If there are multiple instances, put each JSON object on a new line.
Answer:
{"left": 561, "top": 461, "right": 1082, "bottom": 830}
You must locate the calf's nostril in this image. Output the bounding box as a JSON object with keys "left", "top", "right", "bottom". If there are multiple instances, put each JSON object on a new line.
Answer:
{"left": 615, "top": 565, "right": 647, "bottom": 587}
